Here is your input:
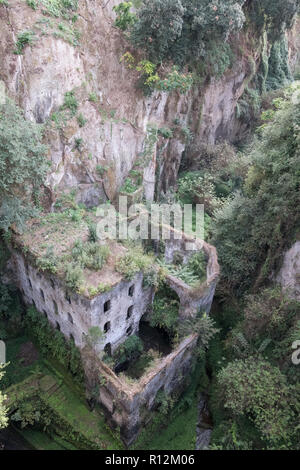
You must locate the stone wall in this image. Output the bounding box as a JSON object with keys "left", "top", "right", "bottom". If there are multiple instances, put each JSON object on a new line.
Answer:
{"left": 12, "top": 250, "right": 153, "bottom": 353}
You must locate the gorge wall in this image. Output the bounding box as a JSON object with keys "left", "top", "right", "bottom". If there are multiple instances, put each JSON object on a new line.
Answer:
{"left": 1, "top": 1, "right": 296, "bottom": 207}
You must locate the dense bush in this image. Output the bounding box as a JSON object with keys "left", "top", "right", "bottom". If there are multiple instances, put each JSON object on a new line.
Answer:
{"left": 0, "top": 100, "right": 49, "bottom": 231}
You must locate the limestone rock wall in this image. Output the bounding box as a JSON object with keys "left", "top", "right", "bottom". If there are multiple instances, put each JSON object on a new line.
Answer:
{"left": 12, "top": 250, "right": 153, "bottom": 353}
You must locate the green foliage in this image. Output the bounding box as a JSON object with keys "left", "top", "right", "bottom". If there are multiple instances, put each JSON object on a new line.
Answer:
{"left": 177, "top": 171, "right": 223, "bottom": 216}
{"left": 73, "top": 137, "right": 83, "bottom": 151}
{"left": 150, "top": 283, "right": 179, "bottom": 338}
{"left": 0, "top": 365, "right": 8, "bottom": 430}
{"left": 248, "top": 0, "right": 300, "bottom": 39}
{"left": 120, "top": 178, "right": 139, "bottom": 194}
{"left": 14, "top": 31, "right": 36, "bottom": 54}
{"left": 116, "top": 246, "right": 154, "bottom": 280}
{"left": 88, "top": 92, "right": 97, "bottom": 102}
{"left": 71, "top": 240, "right": 109, "bottom": 271}
{"left": 40, "top": 0, "right": 78, "bottom": 19}
{"left": 236, "top": 86, "right": 261, "bottom": 124}
{"left": 24, "top": 306, "right": 84, "bottom": 384}
{"left": 159, "top": 251, "right": 207, "bottom": 287}
{"left": 77, "top": 113, "right": 87, "bottom": 128}
{"left": 217, "top": 357, "right": 298, "bottom": 445}
{"left": 0, "top": 100, "right": 49, "bottom": 231}
{"left": 113, "top": 2, "right": 137, "bottom": 31}
{"left": 212, "top": 88, "right": 300, "bottom": 293}
{"left": 36, "top": 246, "right": 58, "bottom": 274}
{"left": 65, "top": 262, "right": 84, "bottom": 291}
{"left": 156, "top": 67, "right": 193, "bottom": 94}
{"left": 179, "top": 312, "right": 219, "bottom": 347}
{"left": 85, "top": 326, "right": 104, "bottom": 348}
{"left": 266, "top": 36, "right": 292, "bottom": 91}
{"left": 114, "top": 334, "right": 144, "bottom": 364}
{"left": 130, "top": 0, "right": 245, "bottom": 71}
{"left": 61, "top": 90, "right": 78, "bottom": 116}
{"left": 87, "top": 222, "right": 98, "bottom": 242}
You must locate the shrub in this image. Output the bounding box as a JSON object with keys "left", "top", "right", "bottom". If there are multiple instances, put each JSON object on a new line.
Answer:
{"left": 212, "top": 88, "right": 300, "bottom": 293}
{"left": 25, "top": 306, "right": 84, "bottom": 383}
{"left": 150, "top": 283, "right": 179, "bottom": 337}
{"left": 217, "top": 357, "right": 297, "bottom": 445}
{"left": 114, "top": 335, "right": 144, "bottom": 364}
{"left": 77, "top": 113, "right": 87, "bottom": 127}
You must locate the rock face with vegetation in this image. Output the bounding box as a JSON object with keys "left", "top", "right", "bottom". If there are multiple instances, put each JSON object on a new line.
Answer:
{"left": 0, "top": 0, "right": 298, "bottom": 209}
{"left": 0, "top": 0, "right": 300, "bottom": 451}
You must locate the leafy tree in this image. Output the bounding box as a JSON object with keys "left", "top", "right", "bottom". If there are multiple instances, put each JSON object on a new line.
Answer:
{"left": 0, "top": 99, "right": 49, "bottom": 231}
{"left": 217, "top": 357, "right": 298, "bottom": 445}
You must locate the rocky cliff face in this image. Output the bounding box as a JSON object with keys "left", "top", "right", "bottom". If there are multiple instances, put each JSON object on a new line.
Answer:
{"left": 0, "top": 1, "right": 297, "bottom": 206}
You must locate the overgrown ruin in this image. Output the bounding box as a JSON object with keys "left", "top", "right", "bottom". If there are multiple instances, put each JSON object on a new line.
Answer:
{"left": 10, "top": 209, "right": 219, "bottom": 445}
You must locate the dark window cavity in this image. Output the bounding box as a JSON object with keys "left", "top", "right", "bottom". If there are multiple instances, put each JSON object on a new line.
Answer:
{"left": 104, "top": 300, "right": 111, "bottom": 313}
{"left": 53, "top": 300, "right": 58, "bottom": 315}
{"left": 128, "top": 285, "right": 135, "bottom": 297}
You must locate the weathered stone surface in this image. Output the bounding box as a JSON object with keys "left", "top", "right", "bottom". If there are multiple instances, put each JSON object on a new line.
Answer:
{"left": 276, "top": 241, "right": 300, "bottom": 300}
